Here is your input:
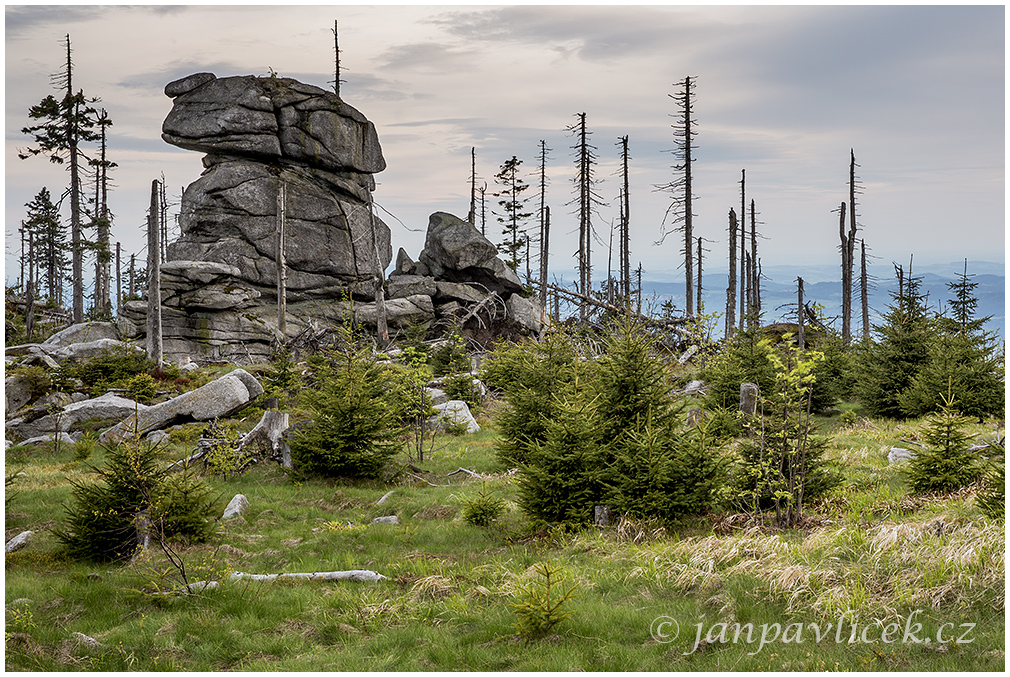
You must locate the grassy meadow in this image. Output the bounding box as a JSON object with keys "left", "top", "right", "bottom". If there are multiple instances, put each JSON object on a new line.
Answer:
{"left": 4, "top": 375, "right": 1004, "bottom": 671}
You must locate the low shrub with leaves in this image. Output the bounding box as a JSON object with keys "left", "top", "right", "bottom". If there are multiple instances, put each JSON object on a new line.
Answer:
{"left": 731, "top": 341, "right": 841, "bottom": 524}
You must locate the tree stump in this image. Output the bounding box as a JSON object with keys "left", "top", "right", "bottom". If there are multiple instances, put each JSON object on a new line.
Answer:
{"left": 594, "top": 505, "right": 611, "bottom": 527}
{"left": 740, "top": 383, "right": 759, "bottom": 418}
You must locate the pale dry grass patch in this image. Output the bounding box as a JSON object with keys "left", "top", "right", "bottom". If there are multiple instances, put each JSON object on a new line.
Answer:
{"left": 616, "top": 515, "right": 1003, "bottom": 620}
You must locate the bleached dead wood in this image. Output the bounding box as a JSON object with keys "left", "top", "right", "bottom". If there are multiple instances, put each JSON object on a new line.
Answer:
{"left": 447, "top": 467, "right": 482, "bottom": 479}
{"left": 229, "top": 570, "right": 386, "bottom": 583}
{"left": 547, "top": 283, "right": 690, "bottom": 333}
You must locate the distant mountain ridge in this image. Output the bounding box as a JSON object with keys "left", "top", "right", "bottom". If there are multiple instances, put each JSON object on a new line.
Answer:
{"left": 551, "top": 261, "right": 1005, "bottom": 339}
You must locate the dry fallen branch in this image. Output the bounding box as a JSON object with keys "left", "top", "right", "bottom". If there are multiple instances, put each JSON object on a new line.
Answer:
{"left": 229, "top": 570, "right": 386, "bottom": 583}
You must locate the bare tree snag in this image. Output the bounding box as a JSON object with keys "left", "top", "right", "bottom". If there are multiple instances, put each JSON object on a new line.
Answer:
{"left": 738, "top": 169, "right": 746, "bottom": 331}
{"left": 146, "top": 179, "right": 163, "bottom": 369}
{"left": 115, "top": 241, "right": 121, "bottom": 317}
{"left": 725, "top": 207, "right": 738, "bottom": 337}
{"left": 619, "top": 135, "right": 631, "bottom": 307}
{"left": 276, "top": 178, "right": 287, "bottom": 340}
{"left": 368, "top": 198, "right": 388, "bottom": 346}
{"left": 538, "top": 141, "right": 551, "bottom": 309}
{"left": 331, "top": 19, "right": 341, "bottom": 97}
{"left": 860, "top": 238, "right": 870, "bottom": 338}
{"left": 797, "top": 276, "right": 805, "bottom": 350}
{"left": 468, "top": 146, "right": 477, "bottom": 224}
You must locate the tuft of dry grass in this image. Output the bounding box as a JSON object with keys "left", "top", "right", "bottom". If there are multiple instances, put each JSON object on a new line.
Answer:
{"left": 618, "top": 515, "right": 1003, "bottom": 620}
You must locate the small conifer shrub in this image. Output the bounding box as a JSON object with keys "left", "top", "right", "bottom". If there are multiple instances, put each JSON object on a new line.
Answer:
{"left": 904, "top": 393, "right": 983, "bottom": 494}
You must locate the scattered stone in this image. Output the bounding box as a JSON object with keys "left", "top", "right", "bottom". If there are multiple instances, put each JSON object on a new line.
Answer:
{"left": 5, "top": 530, "right": 34, "bottom": 553}
{"left": 71, "top": 632, "right": 101, "bottom": 648}
{"left": 425, "top": 387, "right": 449, "bottom": 406}
{"left": 146, "top": 429, "right": 170, "bottom": 446}
{"left": 505, "top": 293, "right": 544, "bottom": 336}
{"left": 19, "top": 433, "right": 76, "bottom": 447}
{"left": 372, "top": 515, "right": 401, "bottom": 525}
{"left": 222, "top": 494, "right": 250, "bottom": 520}
{"left": 888, "top": 447, "right": 915, "bottom": 464}
{"left": 431, "top": 400, "right": 480, "bottom": 434}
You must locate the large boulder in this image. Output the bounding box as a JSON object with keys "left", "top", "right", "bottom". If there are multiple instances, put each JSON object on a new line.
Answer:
{"left": 53, "top": 339, "right": 142, "bottom": 363}
{"left": 430, "top": 400, "right": 480, "bottom": 434}
{"left": 42, "top": 322, "right": 119, "bottom": 348}
{"left": 505, "top": 293, "right": 544, "bottom": 336}
{"left": 8, "top": 393, "right": 148, "bottom": 440}
{"left": 166, "top": 158, "right": 391, "bottom": 292}
{"left": 5, "top": 374, "right": 35, "bottom": 414}
{"left": 137, "top": 73, "right": 394, "bottom": 362}
{"left": 418, "top": 213, "right": 523, "bottom": 295}
{"left": 100, "top": 369, "right": 263, "bottom": 445}
{"left": 162, "top": 74, "right": 385, "bottom": 175}
{"left": 354, "top": 295, "right": 434, "bottom": 330}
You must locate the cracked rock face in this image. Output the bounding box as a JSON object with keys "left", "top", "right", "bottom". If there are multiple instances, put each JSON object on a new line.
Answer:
{"left": 163, "top": 73, "right": 391, "bottom": 292}
{"left": 135, "top": 73, "right": 397, "bottom": 363}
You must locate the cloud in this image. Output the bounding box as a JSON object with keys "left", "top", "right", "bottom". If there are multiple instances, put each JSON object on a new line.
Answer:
{"left": 377, "top": 42, "right": 481, "bottom": 74}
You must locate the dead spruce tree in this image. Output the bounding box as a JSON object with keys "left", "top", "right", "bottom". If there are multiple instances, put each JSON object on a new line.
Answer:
{"left": 567, "top": 113, "right": 605, "bottom": 322}
{"left": 656, "top": 76, "right": 698, "bottom": 317}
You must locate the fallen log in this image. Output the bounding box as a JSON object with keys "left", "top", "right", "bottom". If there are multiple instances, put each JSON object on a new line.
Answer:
{"left": 229, "top": 570, "right": 386, "bottom": 583}
{"left": 547, "top": 284, "right": 690, "bottom": 333}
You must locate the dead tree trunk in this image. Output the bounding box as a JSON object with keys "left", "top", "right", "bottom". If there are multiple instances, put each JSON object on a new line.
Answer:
{"left": 276, "top": 178, "right": 287, "bottom": 340}
{"left": 538, "top": 141, "right": 551, "bottom": 309}
{"left": 468, "top": 146, "right": 477, "bottom": 224}
{"left": 738, "top": 169, "right": 746, "bottom": 331}
{"left": 369, "top": 198, "right": 389, "bottom": 346}
{"left": 749, "top": 199, "right": 759, "bottom": 319}
{"left": 797, "top": 277, "right": 805, "bottom": 350}
{"left": 860, "top": 238, "right": 870, "bottom": 338}
{"left": 619, "top": 135, "right": 631, "bottom": 307}
{"left": 115, "top": 242, "right": 121, "bottom": 317}
{"left": 725, "top": 207, "right": 738, "bottom": 338}
{"left": 695, "top": 236, "right": 703, "bottom": 313}
{"left": 547, "top": 283, "right": 688, "bottom": 334}
{"left": 331, "top": 19, "right": 341, "bottom": 97}
{"left": 841, "top": 150, "right": 859, "bottom": 345}
{"left": 146, "top": 179, "right": 163, "bottom": 369}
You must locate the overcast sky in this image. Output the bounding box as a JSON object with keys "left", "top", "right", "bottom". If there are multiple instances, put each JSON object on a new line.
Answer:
{"left": 5, "top": 4, "right": 1005, "bottom": 294}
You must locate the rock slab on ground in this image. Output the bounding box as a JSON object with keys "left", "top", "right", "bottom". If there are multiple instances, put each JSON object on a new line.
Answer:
{"left": 100, "top": 369, "right": 263, "bottom": 445}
